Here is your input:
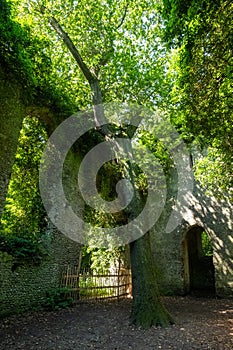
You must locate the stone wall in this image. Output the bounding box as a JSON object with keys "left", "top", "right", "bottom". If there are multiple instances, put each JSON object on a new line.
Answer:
{"left": 0, "top": 231, "right": 81, "bottom": 317}
{"left": 151, "top": 181, "right": 233, "bottom": 297}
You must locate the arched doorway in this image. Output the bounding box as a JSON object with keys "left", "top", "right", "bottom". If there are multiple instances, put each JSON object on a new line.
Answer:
{"left": 183, "top": 226, "right": 215, "bottom": 295}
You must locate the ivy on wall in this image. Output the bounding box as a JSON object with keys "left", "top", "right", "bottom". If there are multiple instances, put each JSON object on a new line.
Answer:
{"left": 0, "top": 235, "right": 47, "bottom": 266}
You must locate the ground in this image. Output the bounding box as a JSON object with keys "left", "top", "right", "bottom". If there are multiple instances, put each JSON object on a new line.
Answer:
{"left": 0, "top": 296, "right": 232, "bottom": 349}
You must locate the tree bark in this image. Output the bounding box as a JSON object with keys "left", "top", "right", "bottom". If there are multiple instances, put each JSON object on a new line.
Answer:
{"left": 130, "top": 232, "right": 174, "bottom": 327}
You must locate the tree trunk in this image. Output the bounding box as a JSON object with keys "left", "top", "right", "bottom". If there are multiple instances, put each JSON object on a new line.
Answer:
{"left": 130, "top": 232, "right": 174, "bottom": 328}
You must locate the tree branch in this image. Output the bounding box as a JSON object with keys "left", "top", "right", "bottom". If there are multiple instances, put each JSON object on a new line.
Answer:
{"left": 48, "top": 16, "right": 95, "bottom": 85}
{"left": 40, "top": 6, "right": 112, "bottom": 137}
{"left": 116, "top": 1, "right": 129, "bottom": 30}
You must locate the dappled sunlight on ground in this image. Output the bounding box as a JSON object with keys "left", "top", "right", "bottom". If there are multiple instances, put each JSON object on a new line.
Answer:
{"left": 0, "top": 296, "right": 233, "bottom": 349}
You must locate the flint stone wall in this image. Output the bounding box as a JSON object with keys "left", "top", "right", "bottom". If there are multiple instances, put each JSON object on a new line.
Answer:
{"left": 0, "top": 231, "right": 81, "bottom": 317}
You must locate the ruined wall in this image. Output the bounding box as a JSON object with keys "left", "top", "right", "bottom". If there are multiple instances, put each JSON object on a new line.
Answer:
{"left": 151, "top": 182, "right": 233, "bottom": 297}
{"left": 0, "top": 63, "right": 84, "bottom": 318}
{"left": 0, "top": 231, "right": 81, "bottom": 317}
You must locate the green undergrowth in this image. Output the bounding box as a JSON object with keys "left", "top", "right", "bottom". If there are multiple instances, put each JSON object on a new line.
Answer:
{"left": 0, "top": 234, "right": 47, "bottom": 266}
{"left": 42, "top": 288, "right": 74, "bottom": 311}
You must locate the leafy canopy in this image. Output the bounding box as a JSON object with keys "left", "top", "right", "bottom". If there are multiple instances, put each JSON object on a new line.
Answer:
{"left": 11, "top": 0, "right": 169, "bottom": 109}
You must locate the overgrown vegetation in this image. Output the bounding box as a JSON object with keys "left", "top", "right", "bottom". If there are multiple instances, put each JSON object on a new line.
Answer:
{"left": 202, "top": 231, "right": 213, "bottom": 257}
{"left": 0, "top": 234, "right": 47, "bottom": 265}
{"left": 80, "top": 245, "right": 129, "bottom": 274}
{"left": 1, "top": 117, "right": 47, "bottom": 237}
{"left": 160, "top": 0, "right": 233, "bottom": 196}
{"left": 43, "top": 287, "right": 74, "bottom": 311}
{"left": 0, "top": 0, "right": 35, "bottom": 95}
{"left": 0, "top": 116, "right": 49, "bottom": 264}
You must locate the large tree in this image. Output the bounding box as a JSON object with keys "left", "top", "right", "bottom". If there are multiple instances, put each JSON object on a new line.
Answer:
{"left": 11, "top": 0, "right": 174, "bottom": 327}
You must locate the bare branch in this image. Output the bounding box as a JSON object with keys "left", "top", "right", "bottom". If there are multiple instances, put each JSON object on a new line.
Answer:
{"left": 39, "top": 6, "right": 112, "bottom": 137}
{"left": 116, "top": 1, "right": 129, "bottom": 30}
{"left": 48, "top": 16, "right": 95, "bottom": 84}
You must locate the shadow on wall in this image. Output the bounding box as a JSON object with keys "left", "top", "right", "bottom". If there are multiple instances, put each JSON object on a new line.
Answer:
{"left": 180, "top": 182, "right": 233, "bottom": 297}
{"left": 193, "top": 186, "right": 233, "bottom": 297}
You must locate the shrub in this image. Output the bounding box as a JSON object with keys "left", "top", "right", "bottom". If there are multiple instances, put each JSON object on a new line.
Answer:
{"left": 0, "top": 235, "right": 47, "bottom": 265}
{"left": 43, "top": 288, "right": 74, "bottom": 311}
